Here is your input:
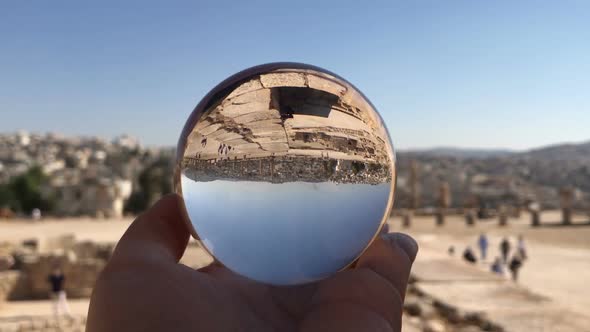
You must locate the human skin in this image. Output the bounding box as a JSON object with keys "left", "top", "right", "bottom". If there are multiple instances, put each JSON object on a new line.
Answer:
{"left": 86, "top": 194, "right": 418, "bottom": 332}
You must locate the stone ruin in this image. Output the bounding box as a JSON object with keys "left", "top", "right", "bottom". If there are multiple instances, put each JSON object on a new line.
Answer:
{"left": 497, "top": 205, "right": 508, "bottom": 226}
{"left": 0, "top": 235, "right": 113, "bottom": 305}
{"left": 403, "top": 283, "right": 505, "bottom": 332}
{"left": 402, "top": 209, "right": 413, "bottom": 228}
{"left": 560, "top": 187, "right": 575, "bottom": 225}
{"left": 435, "top": 182, "right": 451, "bottom": 226}
{"left": 464, "top": 209, "right": 476, "bottom": 226}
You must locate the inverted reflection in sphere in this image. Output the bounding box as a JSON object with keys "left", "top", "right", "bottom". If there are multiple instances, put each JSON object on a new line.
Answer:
{"left": 175, "top": 63, "right": 395, "bottom": 285}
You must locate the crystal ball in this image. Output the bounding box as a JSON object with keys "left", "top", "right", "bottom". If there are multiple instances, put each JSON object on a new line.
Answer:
{"left": 174, "top": 63, "right": 395, "bottom": 285}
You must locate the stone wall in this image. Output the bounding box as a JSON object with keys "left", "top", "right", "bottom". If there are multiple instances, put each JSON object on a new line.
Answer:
{"left": 0, "top": 314, "right": 86, "bottom": 332}
{"left": 1, "top": 237, "right": 113, "bottom": 302}
{"left": 0, "top": 271, "right": 29, "bottom": 305}
{"left": 24, "top": 255, "right": 105, "bottom": 299}
{"left": 183, "top": 154, "right": 391, "bottom": 185}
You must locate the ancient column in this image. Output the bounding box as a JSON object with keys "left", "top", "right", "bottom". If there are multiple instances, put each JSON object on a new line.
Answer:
{"left": 436, "top": 182, "right": 451, "bottom": 226}
{"left": 529, "top": 202, "right": 541, "bottom": 227}
{"left": 560, "top": 187, "right": 574, "bottom": 225}
{"left": 498, "top": 205, "right": 508, "bottom": 226}
{"left": 513, "top": 205, "right": 522, "bottom": 218}
{"left": 465, "top": 209, "right": 475, "bottom": 226}
{"left": 531, "top": 210, "right": 540, "bottom": 226}
{"left": 435, "top": 210, "right": 445, "bottom": 226}
{"left": 410, "top": 160, "right": 420, "bottom": 211}
{"left": 402, "top": 209, "right": 413, "bottom": 228}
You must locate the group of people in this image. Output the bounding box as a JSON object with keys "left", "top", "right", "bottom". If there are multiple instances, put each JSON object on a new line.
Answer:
{"left": 218, "top": 143, "right": 232, "bottom": 155}
{"left": 460, "top": 233, "right": 528, "bottom": 282}
{"left": 194, "top": 139, "right": 233, "bottom": 157}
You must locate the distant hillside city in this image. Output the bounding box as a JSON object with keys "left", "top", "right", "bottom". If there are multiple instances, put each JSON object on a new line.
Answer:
{"left": 0, "top": 131, "right": 174, "bottom": 218}
{"left": 395, "top": 142, "right": 590, "bottom": 210}
{"left": 1, "top": 131, "right": 588, "bottom": 217}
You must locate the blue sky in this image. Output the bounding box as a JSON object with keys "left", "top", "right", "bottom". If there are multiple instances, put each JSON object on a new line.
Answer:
{"left": 1, "top": 1, "right": 588, "bottom": 150}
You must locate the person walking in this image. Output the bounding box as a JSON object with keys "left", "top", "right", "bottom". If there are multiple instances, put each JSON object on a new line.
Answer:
{"left": 500, "top": 237, "right": 511, "bottom": 263}
{"left": 509, "top": 253, "right": 523, "bottom": 282}
{"left": 477, "top": 233, "right": 489, "bottom": 261}
{"left": 462, "top": 246, "right": 477, "bottom": 264}
{"left": 48, "top": 266, "right": 72, "bottom": 319}
{"left": 490, "top": 257, "right": 504, "bottom": 276}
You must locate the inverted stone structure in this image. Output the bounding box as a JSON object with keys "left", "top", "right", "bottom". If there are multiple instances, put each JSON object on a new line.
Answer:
{"left": 184, "top": 74, "right": 389, "bottom": 163}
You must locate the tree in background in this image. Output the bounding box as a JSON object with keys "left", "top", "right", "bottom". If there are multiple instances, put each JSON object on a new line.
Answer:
{"left": 0, "top": 166, "right": 56, "bottom": 215}
{"left": 124, "top": 157, "right": 173, "bottom": 214}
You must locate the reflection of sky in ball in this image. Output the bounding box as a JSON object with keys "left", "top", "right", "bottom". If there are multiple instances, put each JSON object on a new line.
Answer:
{"left": 181, "top": 174, "right": 390, "bottom": 285}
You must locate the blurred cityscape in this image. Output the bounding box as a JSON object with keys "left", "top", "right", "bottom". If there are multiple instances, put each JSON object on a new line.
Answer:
{"left": 395, "top": 143, "right": 590, "bottom": 212}
{"left": 0, "top": 131, "right": 174, "bottom": 219}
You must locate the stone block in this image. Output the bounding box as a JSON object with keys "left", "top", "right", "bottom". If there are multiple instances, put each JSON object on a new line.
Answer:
{"left": 228, "top": 88, "right": 270, "bottom": 105}
{"left": 260, "top": 73, "right": 306, "bottom": 88}
{"left": 17, "top": 319, "right": 33, "bottom": 331}
{"left": 40, "top": 234, "right": 76, "bottom": 253}
{"left": 234, "top": 110, "right": 281, "bottom": 125}
{"left": 23, "top": 253, "right": 105, "bottom": 299}
{"left": 435, "top": 212, "right": 445, "bottom": 226}
{"left": 31, "top": 318, "right": 46, "bottom": 330}
{"left": 433, "top": 300, "right": 461, "bottom": 323}
{"left": 404, "top": 300, "right": 422, "bottom": 316}
{"left": 0, "top": 322, "right": 19, "bottom": 332}
{"left": 423, "top": 319, "right": 446, "bottom": 332}
{"left": 306, "top": 74, "right": 346, "bottom": 96}
{"left": 226, "top": 78, "right": 264, "bottom": 99}
{"left": 21, "top": 238, "right": 39, "bottom": 251}
{"left": 222, "top": 101, "right": 271, "bottom": 118}
{"left": 0, "top": 242, "right": 15, "bottom": 256}
{"left": 403, "top": 211, "right": 413, "bottom": 228}
{"left": 0, "top": 255, "right": 14, "bottom": 272}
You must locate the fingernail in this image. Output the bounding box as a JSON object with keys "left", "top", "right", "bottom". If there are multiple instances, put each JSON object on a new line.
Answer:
{"left": 379, "top": 222, "right": 390, "bottom": 234}
{"left": 390, "top": 233, "right": 419, "bottom": 263}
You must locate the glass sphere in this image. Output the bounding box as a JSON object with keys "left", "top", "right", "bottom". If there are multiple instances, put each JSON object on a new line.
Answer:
{"left": 175, "top": 63, "right": 395, "bottom": 285}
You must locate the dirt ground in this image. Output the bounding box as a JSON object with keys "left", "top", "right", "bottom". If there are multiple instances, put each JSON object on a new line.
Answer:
{"left": 389, "top": 210, "right": 590, "bottom": 320}
{"left": 0, "top": 217, "right": 134, "bottom": 244}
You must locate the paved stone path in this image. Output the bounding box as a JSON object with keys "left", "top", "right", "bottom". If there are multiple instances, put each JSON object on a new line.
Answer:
{"left": 410, "top": 234, "right": 590, "bottom": 332}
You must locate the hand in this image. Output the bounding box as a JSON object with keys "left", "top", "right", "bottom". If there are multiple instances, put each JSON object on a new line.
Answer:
{"left": 87, "top": 194, "right": 418, "bottom": 332}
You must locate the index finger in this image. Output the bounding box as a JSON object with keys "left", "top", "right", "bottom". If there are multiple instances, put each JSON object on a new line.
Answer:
{"left": 109, "top": 194, "right": 191, "bottom": 267}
